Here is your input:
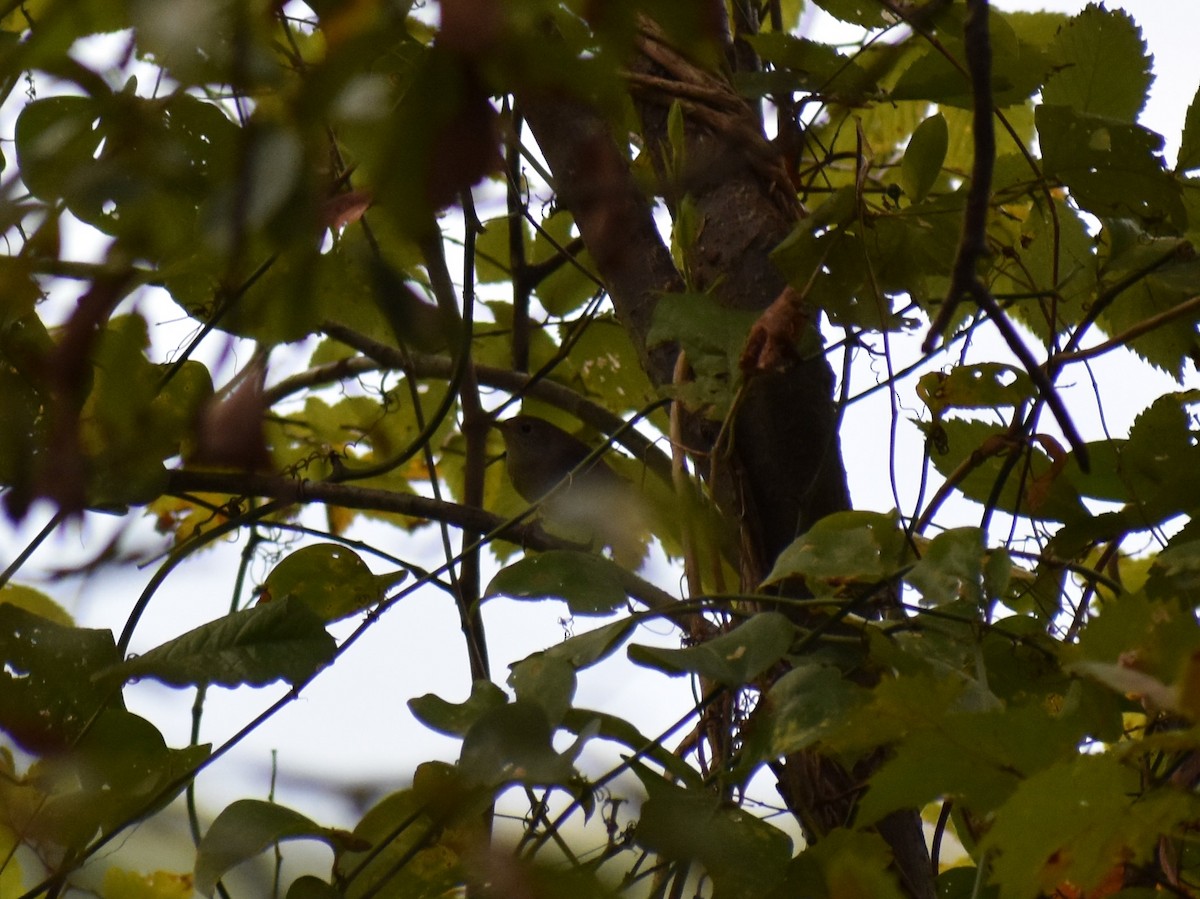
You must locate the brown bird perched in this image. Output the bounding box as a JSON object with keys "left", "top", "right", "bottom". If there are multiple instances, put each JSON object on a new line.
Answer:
{"left": 494, "top": 414, "right": 645, "bottom": 565}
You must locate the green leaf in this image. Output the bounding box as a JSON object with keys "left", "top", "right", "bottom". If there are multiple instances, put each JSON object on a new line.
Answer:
{"left": 196, "top": 800, "right": 357, "bottom": 898}
{"left": 775, "top": 209, "right": 923, "bottom": 332}
{"left": 900, "top": 113, "right": 947, "bottom": 203}
{"left": 757, "top": 662, "right": 869, "bottom": 758}
{"left": 922, "top": 418, "right": 1090, "bottom": 524}
{"left": 740, "top": 34, "right": 875, "bottom": 99}
{"left": 984, "top": 755, "right": 1196, "bottom": 899}
{"left": 169, "top": 228, "right": 377, "bottom": 345}
{"left": 628, "top": 612, "right": 795, "bottom": 686}
{"left": 823, "top": 672, "right": 967, "bottom": 754}
{"left": 772, "top": 189, "right": 857, "bottom": 293}
{"left": 984, "top": 548, "right": 1013, "bottom": 604}
{"left": 72, "top": 707, "right": 172, "bottom": 794}
{"left": 858, "top": 196, "right": 962, "bottom": 328}
{"left": 238, "top": 125, "right": 306, "bottom": 230}
{"left": 0, "top": 604, "right": 122, "bottom": 754}
{"left": 1078, "top": 589, "right": 1200, "bottom": 689}
{"left": 1036, "top": 105, "right": 1184, "bottom": 229}
{"left": 906, "top": 528, "right": 986, "bottom": 606}
{"left": 458, "top": 701, "right": 580, "bottom": 788}
{"left": 857, "top": 728, "right": 1015, "bottom": 826}
{"left": 855, "top": 702, "right": 1068, "bottom": 826}
{"left": 942, "top": 104, "right": 1036, "bottom": 179}
{"left": 485, "top": 550, "right": 627, "bottom": 616}
{"left": 18, "top": 92, "right": 238, "bottom": 261}
{"left": 286, "top": 877, "right": 342, "bottom": 899}
{"left": 647, "top": 292, "right": 760, "bottom": 418}
{"left": 473, "top": 298, "right": 568, "bottom": 380}
{"left": 889, "top": 10, "right": 1047, "bottom": 109}
{"left": 474, "top": 214, "right": 519, "bottom": 283}
{"left": 14, "top": 96, "right": 103, "bottom": 202}
{"left": 154, "top": 359, "right": 214, "bottom": 440}
{"left": 934, "top": 867, "right": 993, "bottom": 899}
{"left": 1148, "top": 535, "right": 1200, "bottom": 601}
{"left": 111, "top": 596, "right": 335, "bottom": 688}
{"left": 337, "top": 782, "right": 467, "bottom": 899}
{"left": 916, "top": 364, "right": 1035, "bottom": 418}
{"left": 1, "top": 0, "right": 128, "bottom": 62}
{"left": 0, "top": 260, "right": 46, "bottom": 329}
{"left": 364, "top": 48, "right": 499, "bottom": 234}
{"left": 1005, "top": 10, "right": 1071, "bottom": 50}
{"left": 0, "top": 583, "right": 72, "bottom": 625}
{"left": 558, "top": 315, "right": 658, "bottom": 414}
{"left": 262, "top": 543, "right": 406, "bottom": 623}
{"left": 1179, "top": 86, "right": 1200, "bottom": 172}
{"left": 463, "top": 859, "right": 617, "bottom": 899}
{"left": 633, "top": 763, "right": 792, "bottom": 899}
{"left": 561, "top": 707, "right": 702, "bottom": 787}
{"left": 798, "top": 830, "right": 908, "bottom": 899}
{"left": 508, "top": 653, "right": 577, "bottom": 725}
{"left": 26, "top": 707, "right": 209, "bottom": 847}
{"left": 1095, "top": 393, "right": 1200, "bottom": 523}
{"left": 130, "top": 0, "right": 286, "bottom": 87}
{"left": 77, "top": 316, "right": 213, "bottom": 508}
{"left": 1042, "top": 3, "right": 1151, "bottom": 122}
{"left": 763, "top": 510, "right": 911, "bottom": 594}
{"left": 408, "top": 680, "right": 509, "bottom": 737}
{"left": 281, "top": 381, "right": 454, "bottom": 501}
{"left": 103, "top": 866, "right": 204, "bottom": 899}
{"left": 990, "top": 198, "right": 1096, "bottom": 343}
{"left": 1096, "top": 245, "right": 1200, "bottom": 377}
{"left": 543, "top": 617, "right": 638, "bottom": 670}
{"left": 1067, "top": 660, "right": 1174, "bottom": 711}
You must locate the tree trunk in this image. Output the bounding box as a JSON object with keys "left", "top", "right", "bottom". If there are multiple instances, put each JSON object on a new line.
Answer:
{"left": 521, "top": 18, "right": 936, "bottom": 899}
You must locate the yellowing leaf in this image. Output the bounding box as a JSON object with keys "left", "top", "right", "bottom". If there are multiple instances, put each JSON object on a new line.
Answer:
{"left": 985, "top": 755, "right": 1192, "bottom": 899}
{"left": 0, "top": 584, "right": 72, "bottom": 625}
{"left": 261, "top": 543, "right": 407, "bottom": 623}
{"left": 900, "top": 113, "right": 947, "bottom": 203}
{"left": 917, "top": 364, "right": 1035, "bottom": 417}
{"left": 1175, "top": 650, "right": 1200, "bottom": 721}
{"left": 103, "top": 867, "right": 194, "bottom": 899}
{"left": 763, "top": 510, "right": 910, "bottom": 595}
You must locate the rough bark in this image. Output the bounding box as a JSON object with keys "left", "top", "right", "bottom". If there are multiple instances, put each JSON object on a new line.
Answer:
{"left": 521, "top": 20, "right": 936, "bottom": 899}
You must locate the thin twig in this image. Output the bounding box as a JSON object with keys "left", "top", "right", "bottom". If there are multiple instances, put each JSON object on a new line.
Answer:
{"left": 316, "top": 323, "right": 678, "bottom": 488}
{"left": 921, "top": 0, "right": 1089, "bottom": 470}
{"left": 1052, "top": 293, "right": 1200, "bottom": 367}
{"left": 920, "top": 0, "right": 997, "bottom": 346}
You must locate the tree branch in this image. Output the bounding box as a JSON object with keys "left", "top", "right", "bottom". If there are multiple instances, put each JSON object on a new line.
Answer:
{"left": 519, "top": 90, "right": 684, "bottom": 384}
{"left": 1052, "top": 293, "right": 1200, "bottom": 367}
{"left": 315, "top": 322, "right": 678, "bottom": 488}
{"left": 921, "top": 0, "right": 1088, "bottom": 471}
{"left": 163, "top": 468, "right": 681, "bottom": 614}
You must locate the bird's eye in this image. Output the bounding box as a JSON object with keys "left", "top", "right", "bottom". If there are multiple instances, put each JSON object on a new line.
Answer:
{"left": 520, "top": 423, "right": 532, "bottom": 434}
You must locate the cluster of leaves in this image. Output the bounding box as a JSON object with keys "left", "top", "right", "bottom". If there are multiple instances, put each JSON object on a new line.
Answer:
{"left": 3, "top": 0, "right": 1200, "bottom": 898}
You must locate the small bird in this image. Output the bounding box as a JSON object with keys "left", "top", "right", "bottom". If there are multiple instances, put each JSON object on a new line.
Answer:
{"left": 494, "top": 414, "right": 645, "bottom": 564}
{"left": 495, "top": 415, "right": 621, "bottom": 501}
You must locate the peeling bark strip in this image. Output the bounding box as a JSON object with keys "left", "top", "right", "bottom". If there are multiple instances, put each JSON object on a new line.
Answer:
{"left": 522, "top": 16, "right": 935, "bottom": 899}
